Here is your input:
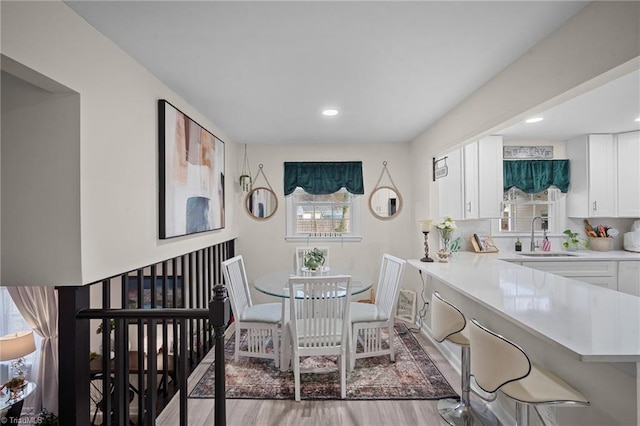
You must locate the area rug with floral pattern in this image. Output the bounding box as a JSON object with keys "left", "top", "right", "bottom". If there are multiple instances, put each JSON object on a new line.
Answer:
{"left": 189, "top": 322, "right": 458, "bottom": 401}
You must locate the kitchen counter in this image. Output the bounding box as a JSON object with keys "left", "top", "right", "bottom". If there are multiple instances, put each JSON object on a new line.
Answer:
{"left": 409, "top": 253, "right": 640, "bottom": 425}
{"left": 409, "top": 253, "right": 640, "bottom": 362}
{"left": 498, "top": 249, "right": 640, "bottom": 262}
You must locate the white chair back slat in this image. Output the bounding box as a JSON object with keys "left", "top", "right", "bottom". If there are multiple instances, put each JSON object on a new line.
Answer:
{"left": 289, "top": 275, "right": 352, "bottom": 349}
{"left": 221, "top": 254, "right": 281, "bottom": 367}
{"left": 349, "top": 253, "right": 406, "bottom": 371}
{"left": 222, "top": 255, "right": 252, "bottom": 315}
{"left": 375, "top": 254, "right": 406, "bottom": 316}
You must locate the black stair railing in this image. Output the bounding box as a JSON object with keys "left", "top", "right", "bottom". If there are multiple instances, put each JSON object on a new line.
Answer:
{"left": 58, "top": 240, "right": 234, "bottom": 426}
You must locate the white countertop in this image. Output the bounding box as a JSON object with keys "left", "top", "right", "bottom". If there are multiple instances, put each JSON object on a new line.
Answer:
{"left": 498, "top": 249, "right": 640, "bottom": 262}
{"left": 409, "top": 253, "right": 640, "bottom": 362}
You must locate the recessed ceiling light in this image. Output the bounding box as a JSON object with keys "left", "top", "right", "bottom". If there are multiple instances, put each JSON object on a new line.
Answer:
{"left": 525, "top": 117, "right": 544, "bottom": 124}
{"left": 635, "top": 117, "right": 640, "bottom": 122}
{"left": 322, "top": 109, "right": 339, "bottom": 117}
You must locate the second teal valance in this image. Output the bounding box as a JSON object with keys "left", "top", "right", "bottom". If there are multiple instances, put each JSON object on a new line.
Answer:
{"left": 284, "top": 161, "right": 364, "bottom": 196}
{"left": 503, "top": 159, "right": 570, "bottom": 194}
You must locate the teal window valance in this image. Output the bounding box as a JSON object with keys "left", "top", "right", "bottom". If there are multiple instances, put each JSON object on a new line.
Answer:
{"left": 284, "top": 161, "right": 364, "bottom": 196}
{"left": 503, "top": 159, "right": 570, "bottom": 194}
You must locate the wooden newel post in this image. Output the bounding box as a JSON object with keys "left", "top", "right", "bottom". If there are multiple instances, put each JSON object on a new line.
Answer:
{"left": 209, "top": 284, "right": 231, "bottom": 426}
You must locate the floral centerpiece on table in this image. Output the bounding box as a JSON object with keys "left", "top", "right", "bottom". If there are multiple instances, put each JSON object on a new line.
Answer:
{"left": 304, "top": 248, "right": 326, "bottom": 271}
{"left": 434, "top": 216, "right": 457, "bottom": 260}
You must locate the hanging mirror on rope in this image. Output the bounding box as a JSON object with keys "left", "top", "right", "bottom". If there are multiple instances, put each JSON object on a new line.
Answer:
{"left": 369, "top": 161, "right": 403, "bottom": 220}
{"left": 245, "top": 164, "right": 278, "bottom": 220}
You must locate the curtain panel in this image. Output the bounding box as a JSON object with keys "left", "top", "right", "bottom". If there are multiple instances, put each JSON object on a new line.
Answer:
{"left": 7, "top": 286, "right": 59, "bottom": 415}
{"left": 284, "top": 161, "right": 364, "bottom": 196}
{"left": 503, "top": 159, "right": 570, "bottom": 194}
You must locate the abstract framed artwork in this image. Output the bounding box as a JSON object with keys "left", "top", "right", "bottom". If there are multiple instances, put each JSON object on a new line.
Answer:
{"left": 159, "top": 100, "right": 225, "bottom": 238}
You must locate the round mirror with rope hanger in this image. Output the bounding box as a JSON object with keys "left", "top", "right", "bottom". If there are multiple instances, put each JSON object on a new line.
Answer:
{"left": 245, "top": 164, "right": 278, "bottom": 220}
{"left": 369, "top": 161, "right": 402, "bottom": 220}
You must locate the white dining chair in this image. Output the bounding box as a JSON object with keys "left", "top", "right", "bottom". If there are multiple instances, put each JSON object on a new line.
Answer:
{"left": 469, "top": 318, "right": 589, "bottom": 425}
{"left": 348, "top": 253, "right": 405, "bottom": 371}
{"left": 295, "top": 246, "right": 330, "bottom": 272}
{"left": 287, "top": 275, "right": 352, "bottom": 401}
{"left": 222, "top": 255, "right": 282, "bottom": 367}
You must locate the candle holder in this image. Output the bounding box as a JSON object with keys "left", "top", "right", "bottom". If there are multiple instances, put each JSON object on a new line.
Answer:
{"left": 420, "top": 231, "right": 433, "bottom": 262}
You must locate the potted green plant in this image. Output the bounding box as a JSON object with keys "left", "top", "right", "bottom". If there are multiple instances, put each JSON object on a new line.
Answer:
{"left": 304, "top": 248, "right": 325, "bottom": 270}
{"left": 562, "top": 229, "right": 589, "bottom": 250}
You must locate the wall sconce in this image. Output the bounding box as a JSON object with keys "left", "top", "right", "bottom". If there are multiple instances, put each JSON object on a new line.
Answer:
{"left": 0, "top": 330, "right": 36, "bottom": 380}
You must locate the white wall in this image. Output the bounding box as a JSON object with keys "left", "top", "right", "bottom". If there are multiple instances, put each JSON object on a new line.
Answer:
{"left": 233, "top": 142, "right": 416, "bottom": 304}
{"left": 410, "top": 1, "right": 640, "bottom": 259}
{"left": 1, "top": 70, "right": 82, "bottom": 286}
{"left": 1, "top": 1, "right": 239, "bottom": 286}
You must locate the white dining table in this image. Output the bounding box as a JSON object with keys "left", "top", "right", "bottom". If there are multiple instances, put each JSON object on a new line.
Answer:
{"left": 253, "top": 268, "right": 373, "bottom": 371}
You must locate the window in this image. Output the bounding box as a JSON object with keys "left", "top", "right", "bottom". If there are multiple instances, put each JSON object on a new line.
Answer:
{"left": 286, "top": 188, "right": 361, "bottom": 242}
{"left": 499, "top": 187, "right": 564, "bottom": 234}
{"left": 0, "top": 287, "right": 40, "bottom": 385}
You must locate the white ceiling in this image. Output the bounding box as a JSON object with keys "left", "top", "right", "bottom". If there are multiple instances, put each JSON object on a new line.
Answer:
{"left": 62, "top": 1, "right": 638, "bottom": 145}
{"left": 499, "top": 68, "right": 640, "bottom": 141}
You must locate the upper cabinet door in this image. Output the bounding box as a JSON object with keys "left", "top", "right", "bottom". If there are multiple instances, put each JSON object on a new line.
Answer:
{"left": 567, "top": 134, "right": 617, "bottom": 218}
{"left": 617, "top": 131, "right": 640, "bottom": 217}
{"left": 588, "top": 134, "right": 617, "bottom": 217}
{"left": 463, "top": 141, "right": 479, "bottom": 219}
{"left": 477, "top": 135, "right": 504, "bottom": 218}
{"left": 438, "top": 136, "right": 504, "bottom": 221}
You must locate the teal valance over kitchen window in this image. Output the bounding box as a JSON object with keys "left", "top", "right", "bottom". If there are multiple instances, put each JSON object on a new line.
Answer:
{"left": 503, "top": 159, "right": 570, "bottom": 194}
{"left": 284, "top": 161, "right": 364, "bottom": 196}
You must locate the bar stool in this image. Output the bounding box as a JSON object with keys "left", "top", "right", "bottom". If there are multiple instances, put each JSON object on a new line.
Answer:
{"left": 469, "top": 318, "right": 589, "bottom": 425}
{"left": 431, "top": 292, "right": 495, "bottom": 425}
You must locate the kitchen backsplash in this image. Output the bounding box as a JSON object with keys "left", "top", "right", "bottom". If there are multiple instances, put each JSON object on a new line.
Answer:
{"left": 446, "top": 217, "right": 639, "bottom": 252}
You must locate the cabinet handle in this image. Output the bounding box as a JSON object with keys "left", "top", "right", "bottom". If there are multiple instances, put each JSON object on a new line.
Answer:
{"left": 466, "top": 202, "right": 471, "bottom": 212}
{"left": 593, "top": 201, "right": 597, "bottom": 212}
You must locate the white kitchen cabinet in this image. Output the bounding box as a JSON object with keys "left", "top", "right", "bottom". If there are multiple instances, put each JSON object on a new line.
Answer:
{"left": 524, "top": 260, "right": 618, "bottom": 290}
{"left": 463, "top": 141, "right": 479, "bottom": 219}
{"left": 438, "top": 135, "right": 503, "bottom": 220}
{"left": 567, "top": 134, "right": 617, "bottom": 218}
{"left": 616, "top": 131, "right": 640, "bottom": 217}
{"left": 618, "top": 261, "right": 640, "bottom": 297}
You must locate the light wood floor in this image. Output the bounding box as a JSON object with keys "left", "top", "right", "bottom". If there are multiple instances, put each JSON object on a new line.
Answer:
{"left": 156, "top": 328, "right": 472, "bottom": 426}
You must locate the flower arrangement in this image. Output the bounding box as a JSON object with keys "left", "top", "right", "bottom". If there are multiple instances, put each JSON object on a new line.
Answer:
{"left": 434, "top": 216, "right": 457, "bottom": 261}
{"left": 303, "top": 248, "right": 326, "bottom": 270}
{"left": 434, "top": 216, "right": 457, "bottom": 233}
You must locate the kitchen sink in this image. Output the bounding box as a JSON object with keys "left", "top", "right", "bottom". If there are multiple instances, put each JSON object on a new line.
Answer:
{"left": 518, "top": 252, "right": 578, "bottom": 257}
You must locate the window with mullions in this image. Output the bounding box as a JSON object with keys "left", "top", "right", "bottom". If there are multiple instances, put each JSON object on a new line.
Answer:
{"left": 500, "top": 187, "right": 562, "bottom": 233}
{"left": 286, "top": 188, "right": 361, "bottom": 241}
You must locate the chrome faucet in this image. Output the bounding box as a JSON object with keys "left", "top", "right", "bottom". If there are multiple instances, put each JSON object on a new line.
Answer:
{"left": 530, "top": 216, "right": 544, "bottom": 251}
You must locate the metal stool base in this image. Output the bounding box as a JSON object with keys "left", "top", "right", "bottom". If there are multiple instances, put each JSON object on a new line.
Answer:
{"left": 437, "top": 398, "right": 498, "bottom": 426}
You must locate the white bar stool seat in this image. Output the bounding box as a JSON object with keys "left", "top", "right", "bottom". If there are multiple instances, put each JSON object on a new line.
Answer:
{"left": 469, "top": 318, "right": 589, "bottom": 425}
{"left": 431, "top": 292, "right": 496, "bottom": 425}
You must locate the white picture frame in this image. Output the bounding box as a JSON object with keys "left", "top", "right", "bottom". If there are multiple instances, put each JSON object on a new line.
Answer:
{"left": 395, "top": 289, "right": 417, "bottom": 323}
